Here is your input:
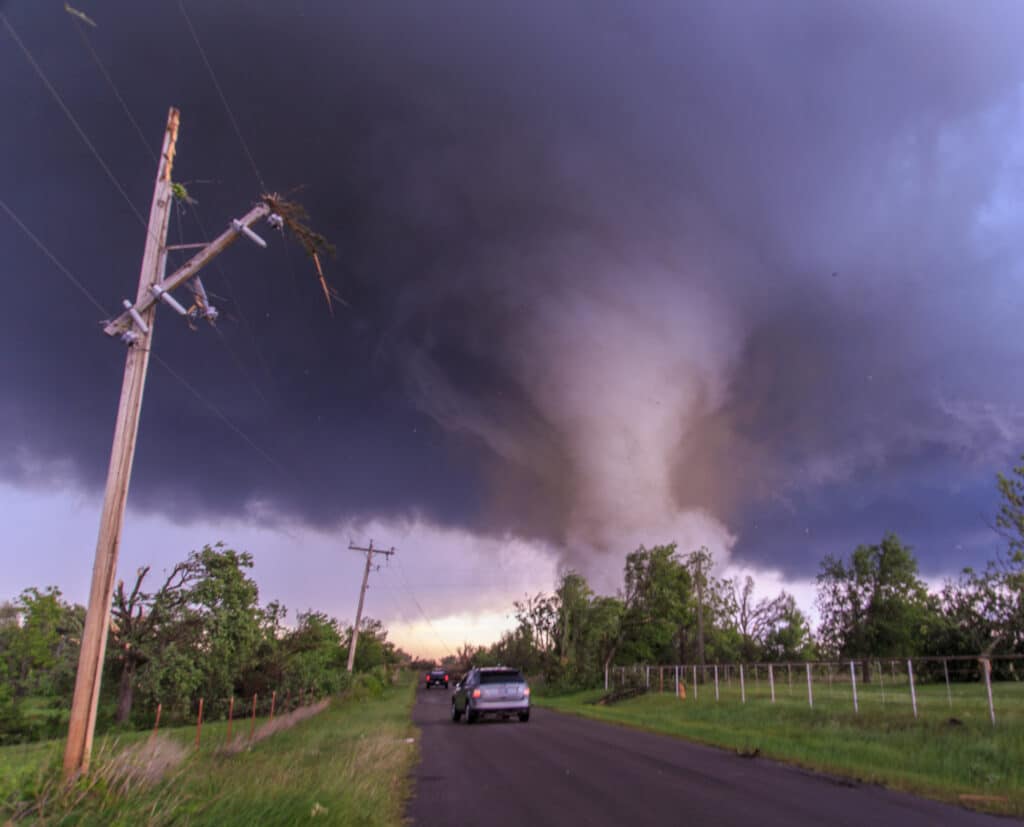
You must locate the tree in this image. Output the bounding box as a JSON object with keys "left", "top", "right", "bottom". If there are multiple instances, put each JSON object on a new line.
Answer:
{"left": 996, "top": 456, "right": 1024, "bottom": 556}
{"left": 756, "top": 592, "right": 815, "bottom": 661}
{"left": 816, "top": 533, "right": 933, "bottom": 678}
{"left": 109, "top": 561, "right": 199, "bottom": 723}
{"left": 605, "top": 544, "right": 690, "bottom": 672}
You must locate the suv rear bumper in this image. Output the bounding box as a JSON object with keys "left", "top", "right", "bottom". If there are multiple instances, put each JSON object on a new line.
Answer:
{"left": 470, "top": 698, "right": 529, "bottom": 713}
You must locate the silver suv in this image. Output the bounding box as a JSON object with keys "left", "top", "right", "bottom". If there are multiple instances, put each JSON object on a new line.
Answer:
{"left": 451, "top": 667, "right": 530, "bottom": 723}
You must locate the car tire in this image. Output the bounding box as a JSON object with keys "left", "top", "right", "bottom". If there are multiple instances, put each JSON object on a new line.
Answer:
{"left": 451, "top": 701, "right": 461, "bottom": 722}
{"left": 518, "top": 711, "right": 530, "bottom": 723}
{"left": 425, "top": 684, "right": 430, "bottom": 691}
{"left": 466, "top": 707, "right": 478, "bottom": 725}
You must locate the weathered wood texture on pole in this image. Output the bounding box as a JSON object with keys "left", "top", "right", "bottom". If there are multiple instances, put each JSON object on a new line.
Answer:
{"left": 347, "top": 547, "right": 374, "bottom": 673}
{"left": 63, "top": 108, "right": 180, "bottom": 778}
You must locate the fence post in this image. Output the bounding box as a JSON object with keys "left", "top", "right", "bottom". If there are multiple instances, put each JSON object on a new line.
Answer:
{"left": 714, "top": 665, "right": 720, "bottom": 701}
{"left": 675, "top": 665, "right": 679, "bottom": 696}
{"left": 907, "top": 660, "right": 918, "bottom": 719}
{"left": 270, "top": 690, "right": 277, "bottom": 722}
{"left": 250, "top": 693, "right": 258, "bottom": 740}
{"left": 646, "top": 665, "right": 650, "bottom": 689}
{"left": 740, "top": 664, "right": 746, "bottom": 703}
{"left": 878, "top": 660, "right": 886, "bottom": 705}
{"left": 659, "top": 666, "right": 664, "bottom": 694}
{"left": 942, "top": 658, "right": 952, "bottom": 709}
{"left": 226, "top": 696, "right": 235, "bottom": 740}
{"left": 769, "top": 664, "right": 775, "bottom": 703}
{"left": 152, "top": 702, "right": 162, "bottom": 738}
{"left": 195, "top": 698, "right": 204, "bottom": 749}
{"left": 604, "top": 664, "right": 609, "bottom": 691}
{"left": 982, "top": 658, "right": 995, "bottom": 727}
{"left": 806, "top": 663, "right": 813, "bottom": 709}
{"left": 849, "top": 660, "right": 858, "bottom": 714}
{"left": 693, "top": 665, "right": 698, "bottom": 700}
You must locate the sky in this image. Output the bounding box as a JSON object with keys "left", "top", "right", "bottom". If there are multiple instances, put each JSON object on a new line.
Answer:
{"left": 2, "top": 0, "right": 1023, "bottom": 658}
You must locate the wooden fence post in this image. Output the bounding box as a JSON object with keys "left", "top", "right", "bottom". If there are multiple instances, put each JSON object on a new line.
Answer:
{"left": 250, "top": 693, "right": 258, "bottom": 740}
{"left": 195, "top": 698, "right": 204, "bottom": 749}
{"left": 270, "top": 690, "right": 277, "bottom": 722}
{"left": 226, "top": 696, "right": 235, "bottom": 741}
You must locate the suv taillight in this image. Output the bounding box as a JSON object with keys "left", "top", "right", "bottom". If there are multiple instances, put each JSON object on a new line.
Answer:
{"left": 444, "top": 674, "right": 449, "bottom": 681}
{"left": 472, "top": 689, "right": 481, "bottom": 698}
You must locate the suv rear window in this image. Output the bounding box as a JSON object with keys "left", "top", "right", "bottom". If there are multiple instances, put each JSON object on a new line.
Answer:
{"left": 479, "top": 670, "right": 525, "bottom": 684}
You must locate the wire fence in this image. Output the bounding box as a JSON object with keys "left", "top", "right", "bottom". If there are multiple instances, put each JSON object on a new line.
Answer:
{"left": 605, "top": 655, "right": 1024, "bottom": 726}
{"left": 151, "top": 687, "right": 327, "bottom": 750}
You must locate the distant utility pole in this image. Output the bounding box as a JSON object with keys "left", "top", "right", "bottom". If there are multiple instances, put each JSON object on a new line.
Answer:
{"left": 345, "top": 540, "right": 396, "bottom": 672}
{"left": 690, "top": 547, "right": 710, "bottom": 670}
{"left": 64, "top": 107, "right": 279, "bottom": 779}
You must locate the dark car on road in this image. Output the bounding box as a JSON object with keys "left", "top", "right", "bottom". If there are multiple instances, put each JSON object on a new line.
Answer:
{"left": 424, "top": 668, "right": 449, "bottom": 689}
{"left": 451, "top": 667, "right": 530, "bottom": 723}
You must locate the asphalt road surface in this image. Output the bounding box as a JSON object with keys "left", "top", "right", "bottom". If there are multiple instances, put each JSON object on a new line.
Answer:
{"left": 408, "top": 684, "right": 1014, "bottom": 827}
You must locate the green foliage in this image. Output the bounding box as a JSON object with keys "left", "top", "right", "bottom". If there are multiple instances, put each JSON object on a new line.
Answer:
{"left": 815, "top": 533, "right": 932, "bottom": 659}
{"left": 996, "top": 456, "right": 1024, "bottom": 556}
{"left": 1, "top": 543, "right": 406, "bottom": 744}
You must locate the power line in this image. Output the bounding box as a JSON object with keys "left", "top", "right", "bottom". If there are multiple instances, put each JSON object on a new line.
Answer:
{"left": 176, "top": 0, "right": 267, "bottom": 192}
{"left": 0, "top": 188, "right": 296, "bottom": 490}
{"left": 70, "top": 17, "right": 158, "bottom": 164}
{"left": 394, "top": 555, "right": 455, "bottom": 656}
{"left": 0, "top": 196, "right": 111, "bottom": 316}
{"left": 1, "top": 12, "right": 148, "bottom": 229}
{"left": 150, "top": 351, "right": 297, "bottom": 484}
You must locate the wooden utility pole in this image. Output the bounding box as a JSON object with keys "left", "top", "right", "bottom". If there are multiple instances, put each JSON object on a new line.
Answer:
{"left": 345, "top": 540, "right": 396, "bottom": 672}
{"left": 63, "top": 108, "right": 179, "bottom": 778}
{"left": 64, "top": 107, "right": 277, "bottom": 778}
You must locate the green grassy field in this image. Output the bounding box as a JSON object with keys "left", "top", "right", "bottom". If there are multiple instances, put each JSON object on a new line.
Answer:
{"left": 1, "top": 677, "right": 418, "bottom": 826}
{"left": 535, "top": 678, "right": 1024, "bottom": 817}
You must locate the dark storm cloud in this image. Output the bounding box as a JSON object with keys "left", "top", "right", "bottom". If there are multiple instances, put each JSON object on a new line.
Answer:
{"left": 3, "top": 0, "right": 1024, "bottom": 577}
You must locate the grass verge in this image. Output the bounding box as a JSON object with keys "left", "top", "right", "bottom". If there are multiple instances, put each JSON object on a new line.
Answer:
{"left": 2, "top": 676, "right": 418, "bottom": 826}
{"left": 535, "top": 685, "right": 1024, "bottom": 818}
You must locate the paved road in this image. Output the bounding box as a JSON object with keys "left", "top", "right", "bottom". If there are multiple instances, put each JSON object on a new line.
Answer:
{"left": 408, "top": 684, "right": 1014, "bottom": 827}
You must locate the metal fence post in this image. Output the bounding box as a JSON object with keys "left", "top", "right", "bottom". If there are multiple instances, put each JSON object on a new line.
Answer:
{"left": 849, "top": 660, "right": 858, "bottom": 714}
{"left": 942, "top": 658, "right": 952, "bottom": 709}
{"left": 646, "top": 665, "right": 650, "bottom": 689}
{"left": 714, "top": 665, "right": 720, "bottom": 701}
{"left": 806, "top": 663, "right": 814, "bottom": 709}
{"left": 740, "top": 664, "right": 746, "bottom": 703}
{"left": 907, "top": 659, "right": 918, "bottom": 719}
{"left": 675, "top": 665, "right": 679, "bottom": 697}
{"left": 878, "top": 660, "right": 886, "bottom": 705}
{"left": 983, "top": 658, "right": 995, "bottom": 727}
{"left": 768, "top": 664, "right": 775, "bottom": 703}
{"left": 693, "top": 665, "right": 698, "bottom": 700}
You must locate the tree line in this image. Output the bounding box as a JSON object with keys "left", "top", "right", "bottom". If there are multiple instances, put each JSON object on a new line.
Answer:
{"left": 452, "top": 458, "right": 1024, "bottom": 691}
{"left": 0, "top": 543, "right": 406, "bottom": 744}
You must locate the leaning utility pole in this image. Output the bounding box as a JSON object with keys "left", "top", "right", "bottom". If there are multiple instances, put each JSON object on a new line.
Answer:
{"left": 64, "top": 107, "right": 277, "bottom": 778}
{"left": 345, "top": 540, "right": 396, "bottom": 672}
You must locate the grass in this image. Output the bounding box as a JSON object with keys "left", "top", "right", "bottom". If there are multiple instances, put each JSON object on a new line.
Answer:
{"left": 535, "top": 677, "right": 1024, "bottom": 817}
{"left": 1, "top": 676, "right": 418, "bottom": 826}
